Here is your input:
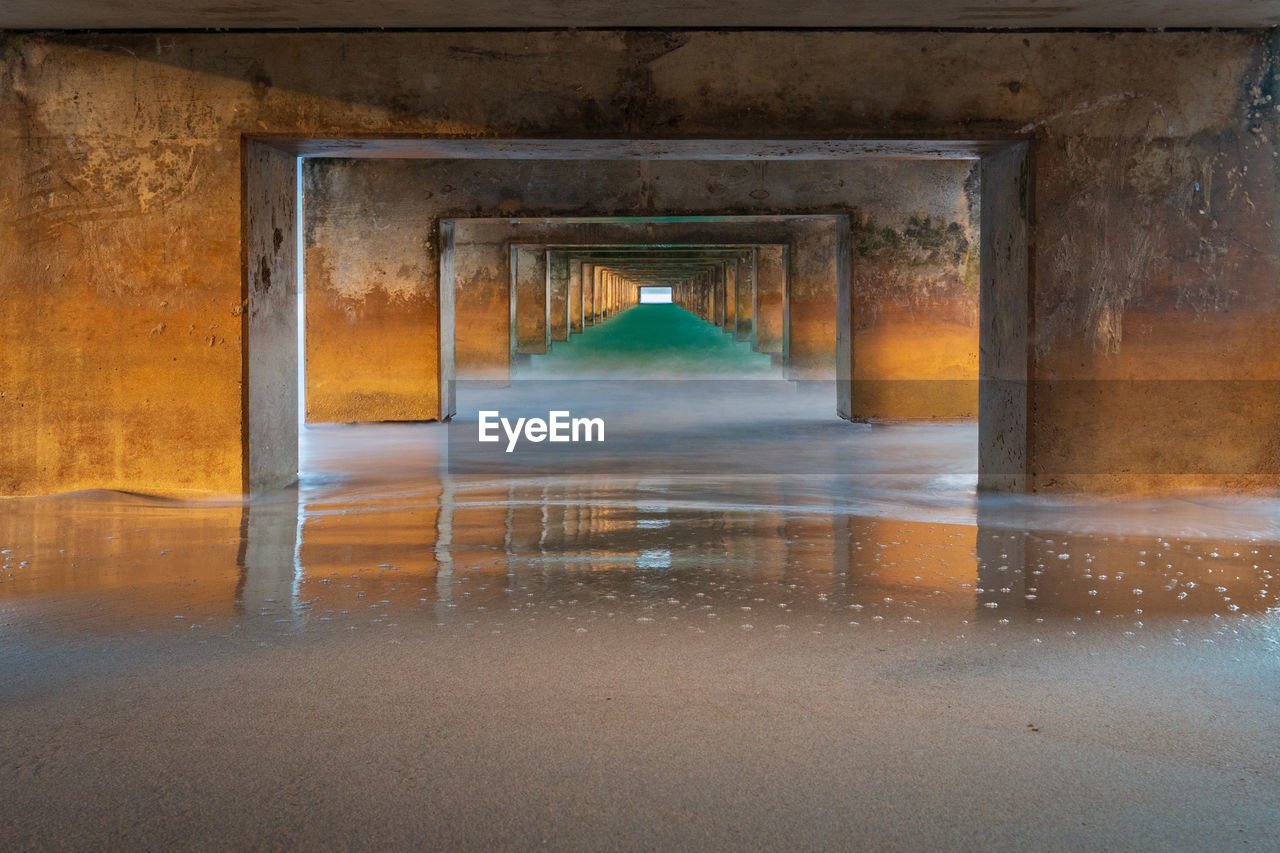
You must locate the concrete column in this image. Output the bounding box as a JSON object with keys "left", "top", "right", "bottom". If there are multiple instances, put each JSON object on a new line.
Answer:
{"left": 753, "top": 245, "right": 786, "bottom": 358}
{"left": 978, "top": 144, "right": 1030, "bottom": 493}
{"left": 593, "top": 266, "right": 604, "bottom": 323}
{"left": 581, "top": 263, "right": 595, "bottom": 326}
{"left": 511, "top": 244, "right": 549, "bottom": 356}
{"left": 245, "top": 141, "right": 299, "bottom": 493}
{"left": 706, "top": 270, "right": 716, "bottom": 324}
{"left": 789, "top": 217, "right": 849, "bottom": 380}
{"left": 547, "top": 251, "right": 570, "bottom": 343}
{"left": 722, "top": 258, "right": 737, "bottom": 333}
{"left": 569, "top": 260, "right": 584, "bottom": 333}
{"left": 712, "top": 265, "right": 725, "bottom": 327}
{"left": 438, "top": 221, "right": 457, "bottom": 416}
{"left": 735, "top": 249, "right": 755, "bottom": 342}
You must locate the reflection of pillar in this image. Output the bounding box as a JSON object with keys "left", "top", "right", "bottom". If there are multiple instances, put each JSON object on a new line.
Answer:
{"left": 236, "top": 490, "right": 302, "bottom": 623}
{"left": 975, "top": 503, "right": 1029, "bottom": 623}
{"left": 548, "top": 251, "right": 571, "bottom": 343}
{"left": 569, "top": 260, "right": 584, "bottom": 333}
{"left": 433, "top": 476, "right": 456, "bottom": 620}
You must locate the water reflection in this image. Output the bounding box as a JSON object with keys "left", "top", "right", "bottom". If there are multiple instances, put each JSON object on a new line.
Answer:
{"left": 1, "top": 385, "right": 1277, "bottom": 644}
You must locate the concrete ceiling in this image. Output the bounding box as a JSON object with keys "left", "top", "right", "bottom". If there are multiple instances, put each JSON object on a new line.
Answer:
{"left": 3, "top": 1, "right": 1278, "bottom": 31}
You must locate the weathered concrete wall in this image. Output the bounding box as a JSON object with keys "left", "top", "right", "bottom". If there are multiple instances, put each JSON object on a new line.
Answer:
{"left": 846, "top": 169, "right": 981, "bottom": 418}
{"left": 304, "top": 156, "right": 974, "bottom": 415}
{"left": 302, "top": 162, "right": 440, "bottom": 422}
{"left": 1, "top": 30, "right": 1275, "bottom": 494}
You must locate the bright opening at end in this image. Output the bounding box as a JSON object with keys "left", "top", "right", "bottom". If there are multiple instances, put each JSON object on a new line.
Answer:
{"left": 639, "top": 286, "right": 673, "bottom": 304}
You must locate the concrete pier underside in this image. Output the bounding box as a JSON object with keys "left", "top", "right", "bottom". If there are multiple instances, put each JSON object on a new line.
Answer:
{"left": 303, "top": 156, "right": 978, "bottom": 419}
{"left": 3, "top": 18, "right": 1280, "bottom": 852}
{"left": 1, "top": 31, "right": 1277, "bottom": 495}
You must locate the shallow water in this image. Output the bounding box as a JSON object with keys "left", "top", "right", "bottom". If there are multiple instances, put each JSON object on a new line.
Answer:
{"left": 4, "top": 380, "right": 1274, "bottom": 643}
{"left": 2, "top": 310, "right": 1278, "bottom": 848}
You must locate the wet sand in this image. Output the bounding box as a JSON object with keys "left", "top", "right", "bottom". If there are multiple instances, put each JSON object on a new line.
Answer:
{"left": 2, "top": 378, "right": 1278, "bottom": 849}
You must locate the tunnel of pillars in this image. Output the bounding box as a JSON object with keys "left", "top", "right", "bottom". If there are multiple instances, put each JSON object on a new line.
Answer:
{"left": 507, "top": 243, "right": 785, "bottom": 366}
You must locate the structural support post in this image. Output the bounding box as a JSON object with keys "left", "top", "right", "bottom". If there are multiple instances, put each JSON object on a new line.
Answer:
{"left": 723, "top": 257, "right": 737, "bottom": 333}
{"left": 735, "top": 249, "right": 755, "bottom": 342}
{"left": 244, "top": 141, "right": 299, "bottom": 493}
{"left": 511, "top": 244, "right": 549, "bottom": 356}
{"left": 977, "top": 143, "right": 1030, "bottom": 493}
{"left": 753, "top": 244, "right": 786, "bottom": 359}
{"left": 548, "top": 251, "right": 570, "bottom": 342}
{"left": 569, "top": 259, "right": 584, "bottom": 333}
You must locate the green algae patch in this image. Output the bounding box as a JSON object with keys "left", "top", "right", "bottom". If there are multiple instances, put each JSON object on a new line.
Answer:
{"left": 521, "top": 304, "right": 779, "bottom": 378}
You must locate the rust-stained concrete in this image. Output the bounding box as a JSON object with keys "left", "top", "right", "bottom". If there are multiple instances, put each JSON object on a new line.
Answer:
{"left": 303, "top": 156, "right": 975, "bottom": 418}
{"left": 735, "top": 249, "right": 755, "bottom": 342}
{"left": 753, "top": 245, "right": 787, "bottom": 357}
{"left": 512, "top": 245, "right": 549, "bottom": 357}
{"left": 1, "top": 30, "right": 1277, "bottom": 494}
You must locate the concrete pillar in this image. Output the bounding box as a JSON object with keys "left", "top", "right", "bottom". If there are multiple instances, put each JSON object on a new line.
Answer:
{"left": 977, "top": 144, "right": 1030, "bottom": 493}
{"left": 735, "top": 249, "right": 755, "bottom": 342}
{"left": 548, "top": 251, "right": 570, "bottom": 343}
{"left": 450, "top": 228, "right": 512, "bottom": 381}
{"left": 722, "top": 257, "right": 737, "bottom": 333}
{"left": 790, "top": 217, "right": 849, "bottom": 380}
{"left": 511, "top": 244, "right": 549, "bottom": 356}
{"left": 569, "top": 260, "right": 584, "bottom": 333}
{"left": 581, "top": 263, "right": 595, "bottom": 326}
{"left": 753, "top": 245, "right": 786, "bottom": 357}
{"left": 438, "top": 221, "right": 457, "bottom": 415}
{"left": 245, "top": 141, "right": 299, "bottom": 493}
{"left": 593, "top": 266, "right": 604, "bottom": 323}
{"left": 712, "top": 265, "right": 725, "bottom": 327}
